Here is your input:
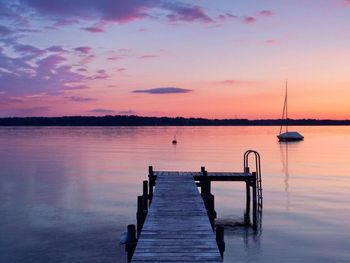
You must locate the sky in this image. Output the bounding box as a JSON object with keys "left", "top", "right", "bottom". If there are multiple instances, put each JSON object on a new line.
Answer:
{"left": 0, "top": 0, "right": 349, "bottom": 119}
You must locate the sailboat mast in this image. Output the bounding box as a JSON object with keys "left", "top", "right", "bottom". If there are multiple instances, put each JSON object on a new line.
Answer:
{"left": 285, "top": 80, "right": 288, "bottom": 132}
{"left": 279, "top": 80, "right": 288, "bottom": 135}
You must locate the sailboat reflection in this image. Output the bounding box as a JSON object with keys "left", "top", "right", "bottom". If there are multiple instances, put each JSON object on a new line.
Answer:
{"left": 279, "top": 142, "right": 290, "bottom": 210}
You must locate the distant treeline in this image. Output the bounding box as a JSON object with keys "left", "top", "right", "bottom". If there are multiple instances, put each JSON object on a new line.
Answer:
{"left": 0, "top": 115, "right": 349, "bottom": 126}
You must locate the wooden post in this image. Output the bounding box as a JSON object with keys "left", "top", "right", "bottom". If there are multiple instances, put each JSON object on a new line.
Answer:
{"left": 136, "top": 195, "right": 145, "bottom": 236}
{"left": 148, "top": 166, "right": 153, "bottom": 176}
{"left": 206, "top": 193, "right": 216, "bottom": 229}
{"left": 142, "top": 180, "right": 148, "bottom": 210}
{"left": 201, "top": 169, "right": 211, "bottom": 195}
{"left": 200, "top": 168, "right": 216, "bottom": 229}
{"left": 148, "top": 166, "right": 154, "bottom": 205}
{"left": 216, "top": 225, "right": 225, "bottom": 258}
{"left": 245, "top": 181, "right": 251, "bottom": 225}
{"left": 252, "top": 172, "right": 257, "bottom": 229}
{"left": 125, "top": 224, "right": 137, "bottom": 263}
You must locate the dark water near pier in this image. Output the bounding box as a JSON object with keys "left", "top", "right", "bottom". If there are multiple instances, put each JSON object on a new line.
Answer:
{"left": 0, "top": 126, "right": 349, "bottom": 262}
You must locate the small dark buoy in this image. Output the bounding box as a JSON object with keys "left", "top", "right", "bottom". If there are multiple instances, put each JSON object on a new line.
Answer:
{"left": 172, "top": 135, "right": 177, "bottom": 144}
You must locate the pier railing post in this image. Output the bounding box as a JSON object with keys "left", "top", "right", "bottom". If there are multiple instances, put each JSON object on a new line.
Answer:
{"left": 148, "top": 166, "right": 154, "bottom": 205}
{"left": 216, "top": 225, "right": 225, "bottom": 258}
{"left": 125, "top": 224, "right": 137, "bottom": 263}
{"left": 201, "top": 169, "right": 211, "bottom": 194}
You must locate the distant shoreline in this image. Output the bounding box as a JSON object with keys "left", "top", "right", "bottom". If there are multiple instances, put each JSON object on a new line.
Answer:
{"left": 0, "top": 115, "right": 349, "bottom": 126}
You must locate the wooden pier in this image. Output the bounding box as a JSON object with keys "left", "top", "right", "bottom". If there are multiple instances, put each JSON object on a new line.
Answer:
{"left": 125, "top": 150, "right": 262, "bottom": 262}
{"left": 132, "top": 172, "right": 222, "bottom": 262}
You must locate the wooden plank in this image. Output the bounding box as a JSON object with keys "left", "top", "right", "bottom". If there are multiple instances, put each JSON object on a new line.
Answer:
{"left": 131, "top": 172, "right": 222, "bottom": 263}
{"left": 153, "top": 170, "right": 253, "bottom": 182}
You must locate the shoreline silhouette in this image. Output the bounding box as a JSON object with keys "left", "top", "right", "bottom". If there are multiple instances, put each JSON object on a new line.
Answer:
{"left": 0, "top": 115, "right": 349, "bottom": 126}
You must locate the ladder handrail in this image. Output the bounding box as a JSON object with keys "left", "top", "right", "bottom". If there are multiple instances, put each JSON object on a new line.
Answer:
{"left": 243, "top": 150, "right": 263, "bottom": 210}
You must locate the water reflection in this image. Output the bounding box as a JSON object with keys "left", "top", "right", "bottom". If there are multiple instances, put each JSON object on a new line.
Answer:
{"left": 279, "top": 142, "right": 290, "bottom": 210}
{"left": 217, "top": 216, "right": 262, "bottom": 261}
{"left": 1, "top": 126, "right": 350, "bottom": 263}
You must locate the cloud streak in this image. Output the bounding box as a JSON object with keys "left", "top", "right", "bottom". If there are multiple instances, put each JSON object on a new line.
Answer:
{"left": 132, "top": 87, "right": 193, "bottom": 94}
{"left": 65, "top": 96, "right": 96, "bottom": 102}
{"left": 0, "top": 46, "right": 86, "bottom": 95}
{"left": 242, "top": 16, "right": 256, "bottom": 24}
{"left": 74, "top": 46, "right": 92, "bottom": 54}
{"left": 82, "top": 26, "right": 105, "bottom": 33}
{"left": 258, "top": 10, "right": 274, "bottom": 17}
{"left": 17, "top": 0, "right": 214, "bottom": 26}
{"left": 165, "top": 4, "right": 213, "bottom": 23}
{"left": 89, "top": 108, "right": 116, "bottom": 114}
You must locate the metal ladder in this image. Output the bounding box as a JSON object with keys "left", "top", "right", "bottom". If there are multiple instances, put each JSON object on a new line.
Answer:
{"left": 244, "top": 150, "right": 263, "bottom": 211}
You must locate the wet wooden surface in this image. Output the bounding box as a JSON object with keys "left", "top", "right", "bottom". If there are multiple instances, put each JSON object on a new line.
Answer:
{"left": 131, "top": 171, "right": 222, "bottom": 263}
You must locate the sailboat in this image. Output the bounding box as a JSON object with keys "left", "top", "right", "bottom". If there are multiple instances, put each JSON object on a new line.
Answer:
{"left": 277, "top": 81, "right": 304, "bottom": 142}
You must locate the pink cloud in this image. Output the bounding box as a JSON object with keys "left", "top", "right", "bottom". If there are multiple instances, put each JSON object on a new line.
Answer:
{"left": 217, "top": 13, "right": 237, "bottom": 21}
{"left": 139, "top": 55, "right": 158, "bottom": 59}
{"left": 216, "top": 80, "right": 253, "bottom": 85}
{"left": 116, "top": 67, "right": 127, "bottom": 72}
{"left": 166, "top": 5, "right": 213, "bottom": 23}
{"left": 0, "top": 48, "right": 86, "bottom": 95}
{"left": 14, "top": 43, "right": 46, "bottom": 59}
{"left": 79, "top": 54, "right": 96, "bottom": 65}
{"left": 19, "top": 0, "right": 214, "bottom": 25}
{"left": 37, "top": 54, "right": 66, "bottom": 74}
{"left": 65, "top": 96, "right": 96, "bottom": 102}
{"left": 74, "top": 46, "right": 92, "bottom": 54}
{"left": 258, "top": 10, "right": 274, "bottom": 17}
{"left": 90, "top": 69, "right": 110, "bottom": 80}
{"left": 89, "top": 108, "right": 116, "bottom": 114}
{"left": 107, "top": 56, "right": 124, "bottom": 61}
{"left": 343, "top": 0, "right": 350, "bottom": 6}
{"left": 47, "top": 45, "right": 66, "bottom": 52}
{"left": 242, "top": 16, "right": 256, "bottom": 24}
{"left": 133, "top": 87, "right": 193, "bottom": 94}
{"left": 265, "top": 39, "right": 279, "bottom": 45}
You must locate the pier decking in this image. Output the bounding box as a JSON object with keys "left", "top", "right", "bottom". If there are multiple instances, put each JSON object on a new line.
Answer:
{"left": 125, "top": 150, "right": 262, "bottom": 262}
{"left": 131, "top": 172, "right": 222, "bottom": 262}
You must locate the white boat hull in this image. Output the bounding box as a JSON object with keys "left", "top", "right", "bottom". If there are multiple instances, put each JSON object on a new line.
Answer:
{"left": 277, "top": 131, "right": 304, "bottom": 142}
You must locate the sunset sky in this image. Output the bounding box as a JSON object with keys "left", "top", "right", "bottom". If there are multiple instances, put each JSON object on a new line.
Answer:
{"left": 0, "top": 0, "right": 349, "bottom": 119}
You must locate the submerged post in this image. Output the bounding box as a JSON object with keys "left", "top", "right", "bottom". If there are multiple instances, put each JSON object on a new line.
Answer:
{"left": 136, "top": 196, "right": 146, "bottom": 236}
{"left": 201, "top": 168, "right": 216, "bottom": 229}
{"left": 125, "top": 224, "right": 136, "bottom": 263}
{"left": 142, "top": 180, "right": 148, "bottom": 210}
{"left": 252, "top": 172, "right": 257, "bottom": 229}
{"left": 245, "top": 181, "right": 251, "bottom": 224}
{"left": 216, "top": 225, "right": 225, "bottom": 258}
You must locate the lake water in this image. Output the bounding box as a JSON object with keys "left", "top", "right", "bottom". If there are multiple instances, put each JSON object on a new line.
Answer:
{"left": 0, "top": 126, "right": 349, "bottom": 263}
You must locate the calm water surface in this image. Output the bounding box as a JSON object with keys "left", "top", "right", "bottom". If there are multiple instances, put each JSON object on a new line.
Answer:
{"left": 0, "top": 126, "right": 349, "bottom": 262}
